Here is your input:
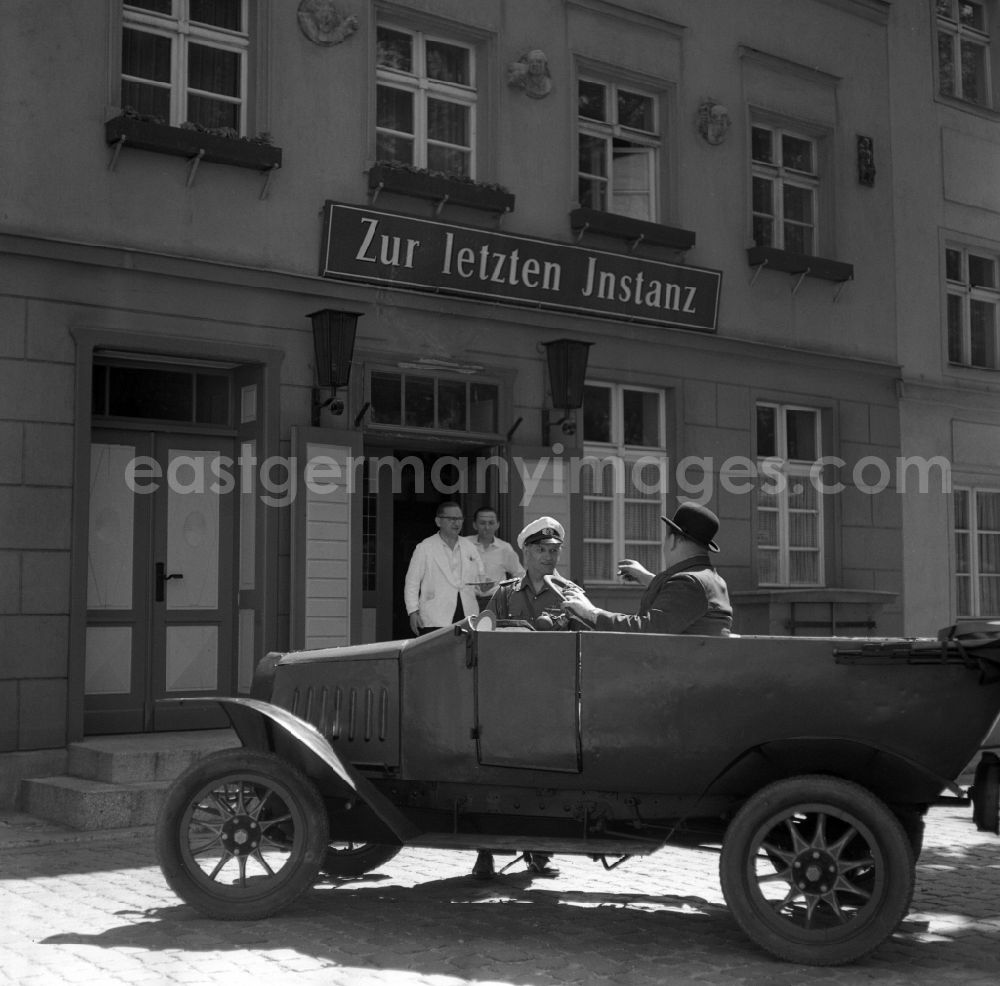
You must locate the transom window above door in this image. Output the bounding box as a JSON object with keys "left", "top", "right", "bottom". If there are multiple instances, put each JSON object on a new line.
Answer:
{"left": 92, "top": 358, "right": 232, "bottom": 426}
{"left": 368, "top": 370, "right": 499, "bottom": 435}
{"left": 578, "top": 78, "right": 660, "bottom": 222}
{"left": 376, "top": 24, "right": 477, "bottom": 177}
{"left": 121, "top": 0, "right": 249, "bottom": 132}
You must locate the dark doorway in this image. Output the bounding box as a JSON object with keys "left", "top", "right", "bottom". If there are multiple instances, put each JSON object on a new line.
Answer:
{"left": 364, "top": 445, "right": 506, "bottom": 641}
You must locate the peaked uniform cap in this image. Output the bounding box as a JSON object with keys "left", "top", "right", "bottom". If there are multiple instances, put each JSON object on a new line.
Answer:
{"left": 661, "top": 502, "right": 721, "bottom": 552}
{"left": 517, "top": 516, "right": 565, "bottom": 550}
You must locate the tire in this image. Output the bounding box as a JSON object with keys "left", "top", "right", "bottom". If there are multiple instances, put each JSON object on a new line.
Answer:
{"left": 719, "top": 775, "right": 915, "bottom": 966}
{"left": 156, "top": 749, "right": 329, "bottom": 920}
{"left": 894, "top": 807, "right": 926, "bottom": 860}
{"left": 321, "top": 842, "right": 401, "bottom": 878}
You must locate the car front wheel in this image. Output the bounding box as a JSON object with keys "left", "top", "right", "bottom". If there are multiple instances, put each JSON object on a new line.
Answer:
{"left": 719, "top": 775, "right": 914, "bottom": 966}
{"left": 156, "top": 749, "right": 329, "bottom": 920}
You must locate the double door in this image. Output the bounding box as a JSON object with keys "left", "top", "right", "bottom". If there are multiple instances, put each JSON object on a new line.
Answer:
{"left": 86, "top": 430, "right": 235, "bottom": 732}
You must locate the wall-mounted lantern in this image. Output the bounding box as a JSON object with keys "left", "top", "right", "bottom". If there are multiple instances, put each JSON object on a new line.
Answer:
{"left": 309, "top": 308, "right": 362, "bottom": 425}
{"left": 542, "top": 338, "right": 593, "bottom": 439}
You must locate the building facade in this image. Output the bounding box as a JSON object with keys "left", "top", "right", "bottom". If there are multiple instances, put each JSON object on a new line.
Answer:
{"left": 1, "top": 0, "right": 910, "bottom": 793}
{"left": 892, "top": 2, "right": 1000, "bottom": 636}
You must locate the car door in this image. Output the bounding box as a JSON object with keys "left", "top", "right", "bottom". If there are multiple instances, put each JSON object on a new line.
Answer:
{"left": 473, "top": 630, "right": 581, "bottom": 772}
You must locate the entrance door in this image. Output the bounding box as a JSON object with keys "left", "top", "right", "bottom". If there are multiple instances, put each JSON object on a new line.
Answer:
{"left": 86, "top": 430, "right": 235, "bottom": 732}
{"left": 364, "top": 444, "right": 508, "bottom": 641}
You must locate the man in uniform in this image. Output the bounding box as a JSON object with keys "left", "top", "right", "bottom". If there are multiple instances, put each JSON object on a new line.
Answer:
{"left": 472, "top": 516, "right": 567, "bottom": 880}
{"left": 560, "top": 502, "right": 732, "bottom": 635}
{"left": 484, "top": 516, "right": 567, "bottom": 630}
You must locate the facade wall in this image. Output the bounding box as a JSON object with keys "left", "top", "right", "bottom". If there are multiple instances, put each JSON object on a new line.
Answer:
{"left": 891, "top": 2, "right": 1000, "bottom": 634}
{"left": 0, "top": 0, "right": 904, "bottom": 772}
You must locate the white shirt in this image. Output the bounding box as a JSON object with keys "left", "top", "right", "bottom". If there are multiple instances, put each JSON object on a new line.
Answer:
{"left": 464, "top": 535, "right": 525, "bottom": 596}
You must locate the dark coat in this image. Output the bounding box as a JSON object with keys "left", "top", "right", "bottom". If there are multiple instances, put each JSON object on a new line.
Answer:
{"left": 592, "top": 555, "right": 733, "bottom": 635}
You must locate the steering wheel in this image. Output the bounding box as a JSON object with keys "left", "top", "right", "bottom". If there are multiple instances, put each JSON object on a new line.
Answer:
{"left": 543, "top": 573, "right": 583, "bottom": 599}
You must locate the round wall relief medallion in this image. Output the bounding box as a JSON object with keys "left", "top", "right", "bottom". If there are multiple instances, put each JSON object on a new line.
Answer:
{"left": 297, "top": 0, "right": 358, "bottom": 47}
{"left": 697, "top": 99, "right": 731, "bottom": 145}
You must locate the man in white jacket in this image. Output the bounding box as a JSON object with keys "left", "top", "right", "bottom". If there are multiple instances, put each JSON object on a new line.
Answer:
{"left": 404, "top": 501, "right": 486, "bottom": 635}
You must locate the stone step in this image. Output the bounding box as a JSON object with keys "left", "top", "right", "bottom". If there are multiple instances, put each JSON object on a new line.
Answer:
{"left": 19, "top": 729, "right": 240, "bottom": 831}
{"left": 67, "top": 729, "right": 240, "bottom": 783}
{"left": 19, "top": 775, "right": 170, "bottom": 831}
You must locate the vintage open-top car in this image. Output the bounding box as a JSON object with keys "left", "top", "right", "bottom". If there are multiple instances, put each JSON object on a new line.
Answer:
{"left": 156, "top": 595, "right": 1000, "bottom": 966}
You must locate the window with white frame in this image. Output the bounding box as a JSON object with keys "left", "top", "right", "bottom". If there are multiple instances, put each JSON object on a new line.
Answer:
{"left": 121, "top": 0, "right": 248, "bottom": 131}
{"left": 751, "top": 125, "right": 819, "bottom": 255}
{"left": 375, "top": 24, "right": 476, "bottom": 177}
{"left": 946, "top": 245, "right": 1000, "bottom": 369}
{"left": 755, "top": 403, "right": 824, "bottom": 586}
{"left": 936, "top": 1, "right": 993, "bottom": 107}
{"left": 581, "top": 384, "right": 665, "bottom": 582}
{"left": 577, "top": 79, "right": 659, "bottom": 221}
{"left": 954, "top": 487, "right": 1000, "bottom": 615}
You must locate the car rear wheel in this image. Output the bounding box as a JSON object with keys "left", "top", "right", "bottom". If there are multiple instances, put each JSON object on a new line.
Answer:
{"left": 321, "top": 842, "right": 401, "bottom": 877}
{"left": 156, "top": 749, "right": 329, "bottom": 920}
{"left": 719, "top": 775, "right": 914, "bottom": 966}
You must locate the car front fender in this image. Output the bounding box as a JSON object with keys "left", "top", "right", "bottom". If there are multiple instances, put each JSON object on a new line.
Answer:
{"left": 173, "top": 696, "right": 421, "bottom": 845}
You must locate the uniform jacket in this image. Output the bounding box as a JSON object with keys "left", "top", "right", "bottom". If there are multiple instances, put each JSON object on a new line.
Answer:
{"left": 592, "top": 555, "right": 732, "bottom": 635}
{"left": 404, "top": 533, "right": 485, "bottom": 628}
{"left": 485, "top": 572, "right": 566, "bottom": 629}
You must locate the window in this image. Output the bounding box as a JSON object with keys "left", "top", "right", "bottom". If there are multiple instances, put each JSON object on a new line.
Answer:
{"left": 578, "top": 79, "right": 659, "bottom": 221}
{"left": 946, "top": 246, "right": 1000, "bottom": 368}
{"left": 121, "top": 1, "right": 248, "bottom": 131}
{"left": 751, "top": 125, "right": 818, "bottom": 255}
{"left": 369, "top": 371, "right": 498, "bottom": 434}
{"left": 581, "top": 384, "right": 665, "bottom": 582}
{"left": 376, "top": 25, "right": 476, "bottom": 177}
{"left": 92, "top": 359, "right": 231, "bottom": 425}
{"left": 937, "top": 1, "right": 992, "bottom": 106}
{"left": 755, "top": 403, "right": 823, "bottom": 586}
{"left": 954, "top": 488, "right": 1000, "bottom": 615}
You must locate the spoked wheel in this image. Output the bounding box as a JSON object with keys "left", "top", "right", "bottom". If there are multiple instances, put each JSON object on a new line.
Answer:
{"left": 720, "top": 775, "right": 914, "bottom": 966}
{"left": 156, "top": 749, "right": 329, "bottom": 920}
{"left": 321, "top": 842, "right": 401, "bottom": 878}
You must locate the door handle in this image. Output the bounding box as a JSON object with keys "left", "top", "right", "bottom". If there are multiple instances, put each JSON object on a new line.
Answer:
{"left": 155, "top": 562, "right": 184, "bottom": 602}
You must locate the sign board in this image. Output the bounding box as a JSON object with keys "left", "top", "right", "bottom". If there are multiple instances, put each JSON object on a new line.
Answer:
{"left": 319, "top": 202, "right": 722, "bottom": 332}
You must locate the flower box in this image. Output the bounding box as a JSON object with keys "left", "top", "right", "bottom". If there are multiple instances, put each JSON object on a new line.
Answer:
{"left": 569, "top": 207, "right": 696, "bottom": 251}
{"left": 105, "top": 115, "right": 282, "bottom": 172}
{"left": 746, "top": 245, "right": 853, "bottom": 283}
{"left": 367, "top": 163, "right": 514, "bottom": 214}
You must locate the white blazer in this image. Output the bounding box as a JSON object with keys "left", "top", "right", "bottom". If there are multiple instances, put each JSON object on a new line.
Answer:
{"left": 403, "top": 533, "right": 485, "bottom": 627}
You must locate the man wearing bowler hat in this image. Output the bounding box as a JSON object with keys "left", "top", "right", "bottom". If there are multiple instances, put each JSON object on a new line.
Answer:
{"left": 560, "top": 502, "right": 733, "bottom": 635}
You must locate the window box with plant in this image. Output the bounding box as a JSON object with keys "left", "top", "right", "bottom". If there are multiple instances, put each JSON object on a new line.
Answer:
{"left": 112, "top": 1, "right": 280, "bottom": 180}
{"left": 748, "top": 123, "right": 852, "bottom": 288}
{"left": 105, "top": 111, "right": 282, "bottom": 172}
{"left": 367, "top": 162, "right": 514, "bottom": 214}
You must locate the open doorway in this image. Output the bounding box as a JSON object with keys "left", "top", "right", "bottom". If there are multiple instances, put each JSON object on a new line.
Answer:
{"left": 363, "top": 444, "right": 506, "bottom": 641}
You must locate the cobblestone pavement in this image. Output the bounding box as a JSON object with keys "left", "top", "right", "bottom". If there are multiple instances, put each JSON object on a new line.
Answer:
{"left": 0, "top": 802, "right": 997, "bottom": 986}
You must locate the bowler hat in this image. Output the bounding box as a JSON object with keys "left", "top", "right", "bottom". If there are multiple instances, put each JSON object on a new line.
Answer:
{"left": 662, "top": 502, "right": 720, "bottom": 552}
